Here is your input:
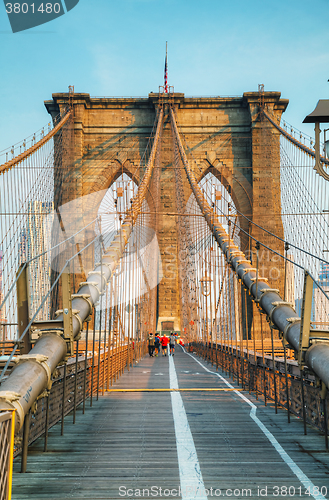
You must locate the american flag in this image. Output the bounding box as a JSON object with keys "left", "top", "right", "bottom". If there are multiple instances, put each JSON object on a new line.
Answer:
{"left": 164, "top": 42, "right": 168, "bottom": 93}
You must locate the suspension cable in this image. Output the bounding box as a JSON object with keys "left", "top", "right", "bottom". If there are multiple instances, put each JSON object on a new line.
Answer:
{"left": 0, "top": 110, "right": 72, "bottom": 174}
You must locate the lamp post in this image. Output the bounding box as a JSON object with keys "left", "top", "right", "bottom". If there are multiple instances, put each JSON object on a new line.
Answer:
{"left": 200, "top": 273, "right": 212, "bottom": 343}
{"left": 303, "top": 99, "right": 329, "bottom": 181}
{"left": 324, "top": 128, "right": 329, "bottom": 158}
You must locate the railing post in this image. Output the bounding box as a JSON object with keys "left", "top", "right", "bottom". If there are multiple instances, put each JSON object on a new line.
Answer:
{"left": 102, "top": 291, "right": 108, "bottom": 396}
{"left": 61, "top": 363, "right": 67, "bottom": 436}
{"left": 83, "top": 322, "right": 89, "bottom": 414}
{"left": 0, "top": 410, "right": 15, "bottom": 500}
{"left": 21, "top": 410, "right": 30, "bottom": 473}
{"left": 283, "top": 342, "right": 290, "bottom": 423}
{"left": 324, "top": 400, "right": 329, "bottom": 451}
{"left": 270, "top": 327, "right": 278, "bottom": 414}
{"left": 16, "top": 263, "right": 32, "bottom": 354}
{"left": 215, "top": 344, "right": 218, "bottom": 371}
{"left": 91, "top": 308, "right": 97, "bottom": 407}
{"left": 321, "top": 383, "right": 328, "bottom": 450}
{"left": 43, "top": 392, "right": 50, "bottom": 452}
{"left": 241, "top": 345, "right": 245, "bottom": 390}
{"left": 8, "top": 410, "right": 15, "bottom": 500}
{"left": 300, "top": 368, "right": 307, "bottom": 435}
{"left": 73, "top": 339, "right": 79, "bottom": 424}
{"left": 260, "top": 314, "right": 267, "bottom": 406}
{"left": 252, "top": 310, "right": 258, "bottom": 400}
{"left": 97, "top": 305, "right": 102, "bottom": 401}
{"left": 242, "top": 288, "right": 250, "bottom": 392}
{"left": 228, "top": 268, "right": 234, "bottom": 382}
{"left": 240, "top": 284, "right": 245, "bottom": 389}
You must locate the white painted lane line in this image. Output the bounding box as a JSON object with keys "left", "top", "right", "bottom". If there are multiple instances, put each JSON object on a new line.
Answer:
{"left": 169, "top": 354, "right": 208, "bottom": 500}
{"left": 182, "top": 348, "right": 326, "bottom": 500}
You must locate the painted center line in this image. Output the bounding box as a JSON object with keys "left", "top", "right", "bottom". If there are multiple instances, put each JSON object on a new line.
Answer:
{"left": 169, "top": 354, "right": 208, "bottom": 500}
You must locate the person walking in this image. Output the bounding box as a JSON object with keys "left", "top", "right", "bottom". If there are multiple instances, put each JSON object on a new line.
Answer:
{"left": 148, "top": 333, "right": 155, "bottom": 357}
{"left": 154, "top": 334, "right": 160, "bottom": 356}
{"left": 169, "top": 332, "right": 176, "bottom": 356}
{"left": 161, "top": 334, "right": 169, "bottom": 356}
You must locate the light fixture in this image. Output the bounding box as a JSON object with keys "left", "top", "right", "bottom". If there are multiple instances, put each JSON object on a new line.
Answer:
{"left": 303, "top": 100, "right": 329, "bottom": 181}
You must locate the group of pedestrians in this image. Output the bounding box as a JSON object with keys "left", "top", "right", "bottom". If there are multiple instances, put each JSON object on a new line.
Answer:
{"left": 148, "top": 332, "right": 176, "bottom": 357}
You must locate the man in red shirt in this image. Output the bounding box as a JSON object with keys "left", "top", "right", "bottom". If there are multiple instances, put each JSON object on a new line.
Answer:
{"left": 161, "top": 334, "right": 169, "bottom": 356}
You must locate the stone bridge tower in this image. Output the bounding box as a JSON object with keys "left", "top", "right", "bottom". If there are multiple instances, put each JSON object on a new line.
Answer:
{"left": 45, "top": 91, "right": 288, "bottom": 334}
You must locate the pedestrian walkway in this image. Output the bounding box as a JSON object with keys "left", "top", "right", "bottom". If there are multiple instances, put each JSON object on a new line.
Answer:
{"left": 12, "top": 347, "right": 329, "bottom": 499}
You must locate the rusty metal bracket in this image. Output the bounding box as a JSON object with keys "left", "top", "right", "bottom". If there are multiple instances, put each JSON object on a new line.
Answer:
{"left": 240, "top": 267, "right": 257, "bottom": 278}
{"left": 71, "top": 294, "right": 93, "bottom": 318}
{"left": 258, "top": 288, "right": 280, "bottom": 309}
{"left": 259, "top": 288, "right": 280, "bottom": 296}
{"left": 36, "top": 388, "right": 50, "bottom": 400}
{"left": 298, "top": 271, "right": 313, "bottom": 368}
{"left": 78, "top": 281, "right": 101, "bottom": 295}
{"left": 283, "top": 317, "right": 301, "bottom": 341}
{"left": 60, "top": 272, "right": 74, "bottom": 357}
{"left": 270, "top": 301, "right": 295, "bottom": 323}
{"left": 298, "top": 270, "right": 329, "bottom": 369}
{"left": 18, "top": 354, "right": 52, "bottom": 388}
{"left": 249, "top": 276, "right": 269, "bottom": 294}
{"left": 87, "top": 271, "right": 107, "bottom": 293}
{"left": 272, "top": 300, "right": 295, "bottom": 309}
{"left": 235, "top": 258, "right": 251, "bottom": 265}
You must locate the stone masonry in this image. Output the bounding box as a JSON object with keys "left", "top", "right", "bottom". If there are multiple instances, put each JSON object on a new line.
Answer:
{"left": 45, "top": 91, "right": 288, "bottom": 334}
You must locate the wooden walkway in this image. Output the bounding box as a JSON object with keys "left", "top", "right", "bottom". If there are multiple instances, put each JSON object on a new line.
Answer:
{"left": 12, "top": 347, "right": 329, "bottom": 500}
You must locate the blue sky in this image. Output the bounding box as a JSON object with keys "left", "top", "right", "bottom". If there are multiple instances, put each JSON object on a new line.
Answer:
{"left": 0, "top": 0, "right": 329, "bottom": 150}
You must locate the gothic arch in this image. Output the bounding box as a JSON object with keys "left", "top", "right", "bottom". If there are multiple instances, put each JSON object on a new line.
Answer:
{"left": 77, "top": 159, "right": 157, "bottom": 229}
{"left": 197, "top": 159, "right": 252, "bottom": 252}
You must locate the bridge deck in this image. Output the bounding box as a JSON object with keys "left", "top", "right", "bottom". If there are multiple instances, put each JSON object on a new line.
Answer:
{"left": 12, "top": 347, "right": 329, "bottom": 500}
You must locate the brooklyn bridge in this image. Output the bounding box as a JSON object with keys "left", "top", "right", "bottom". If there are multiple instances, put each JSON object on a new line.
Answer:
{"left": 0, "top": 89, "right": 329, "bottom": 499}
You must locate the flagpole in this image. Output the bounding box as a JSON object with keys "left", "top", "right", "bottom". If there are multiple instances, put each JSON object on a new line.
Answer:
{"left": 164, "top": 41, "right": 168, "bottom": 94}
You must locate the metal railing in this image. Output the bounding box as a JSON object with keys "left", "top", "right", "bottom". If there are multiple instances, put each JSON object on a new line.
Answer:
{"left": 1, "top": 338, "right": 146, "bottom": 479}
{"left": 0, "top": 410, "right": 15, "bottom": 500}
{"left": 191, "top": 341, "right": 329, "bottom": 446}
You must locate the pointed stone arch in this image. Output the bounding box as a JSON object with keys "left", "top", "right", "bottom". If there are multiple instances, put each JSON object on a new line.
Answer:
{"left": 196, "top": 157, "right": 252, "bottom": 252}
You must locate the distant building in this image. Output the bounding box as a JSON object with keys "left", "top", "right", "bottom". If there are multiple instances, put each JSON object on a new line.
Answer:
{"left": 295, "top": 262, "right": 329, "bottom": 329}
{"left": 314, "top": 262, "right": 329, "bottom": 329}
{"left": 285, "top": 254, "right": 295, "bottom": 305}
{"left": 318, "top": 262, "right": 329, "bottom": 288}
